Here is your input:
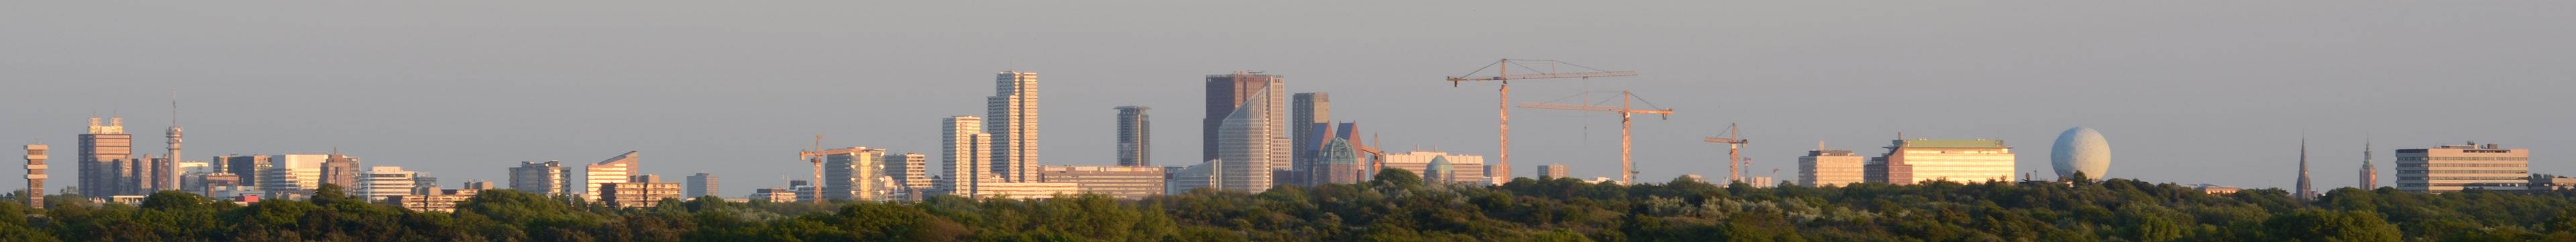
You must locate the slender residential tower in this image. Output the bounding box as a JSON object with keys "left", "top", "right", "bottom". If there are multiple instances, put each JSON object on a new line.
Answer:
{"left": 940, "top": 116, "right": 991, "bottom": 195}
{"left": 2296, "top": 138, "right": 2316, "bottom": 200}
{"left": 25, "top": 144, "right": 47, "bottom": 209}
{"left": 2359, "top": 141, "right": 2376, "bottom": 189}
{"left": 987, "top": 71, "right": 1040, "bottom": 183}
{"left": 1115, "top": 106, "right": 1150, "bottom": 167}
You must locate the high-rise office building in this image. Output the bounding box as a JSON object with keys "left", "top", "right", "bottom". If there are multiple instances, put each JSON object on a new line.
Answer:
{"left": 2360, "top": 141, "right": 2378, "bottom": 189}
{"left": 1307, "top": 138, "right": 1366, "bottom": 185}
{"left": 1537, "top": 164, "right": 1570, "bottom": 179}
{"left": 1869, "top": 139, "right": 2015, "bottom": 185}
{"left": 885, "top": 153, "right": 930, "bottom": 196}
{"left": 25, "top": 144, "right": 48, "bottom": 209}
{"left": 1037, "top": 165, "right": 1167, "bottom": 200}
{"left": 987, "top": 71, "right": 1041, "bottom": 183}
{"left": 1801, "top": 149, "right": 1866, "bottom": 187}
{"left": 1383, "top": 151, "right": 1487, "bottom": 185}
{"left": 509, "top": 161, "right": 565, "bottom": 195}
{"left": 686, "top": 173, "right": 718, "bottom": 198}
{"left": 258, "top": 154, "right": 330, "bottom": 192}
{"left": 1204, "top": 71, "right": 1286, "bottom": 162}
{"left": 319, "top": 151, "right": 362, "bottom": 188}
{"left": 823, "top": 147, "right": 887, "bottom": 201}
{"left": 2296, "top": 139, "right": 2316, "bottom": 200}
{"left": 940, "top": 116, "right": 993, "bottom": 196}
{"left": 1116, "top": 106, "right": 1151, "bottom": 167}
{"left": 1290, "top": 92, "right": 1331, "bottom": 186}
{"left": 1213, "top": 75, "right": 1288, "bottom": 192}
{"left": 80, "top": 117, "right": 133, "bottom": 196}
{"left": 358, "top": 166, "right": 419, "bottom": 202}
{"left": 2395, "top": 143, "right": 2530, "bottom": 194}
{"left": 217, "top": 155, "right": 268, "bottom": 188}
{"left": 576, "top": 151, "right": 639, "bottom": 202}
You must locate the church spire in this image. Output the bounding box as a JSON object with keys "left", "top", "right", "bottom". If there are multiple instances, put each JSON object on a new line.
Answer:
{"left": 2297, "top": 138, "right": 2316, "bottom": 200}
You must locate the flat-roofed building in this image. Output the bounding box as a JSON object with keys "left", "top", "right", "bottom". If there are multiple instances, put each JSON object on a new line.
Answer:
{"left": 1037, "top": 165, "right": 1165, "bottom": 200}
{"left": 1167, "top": 161, "right": 1216, "bottom": 194}
{"left": 2396, "top": 143, "right": 2531, "bottom": 193}
{"left": 1801, "top": 149, "right": 1866, "bottom": 187}
{"left": 822, "top": 147, "right": 888, "bottom": 201}
{"left": 1536, "top": 164, "right": 1569, "bottom": 179}
{"left": 686, "top": 173, "right": 718, "bottom": 198}
{"left": 575, "top": 152, "right": 640, "bottom": 202}
{"left": 884, "top": 153, "right": 931, "bottom": 196}
{"left": 357, "top": 166, "right": 419, "bottom": 203}
{"left": 1872, "top": 139, "right": 2015, "bottom": 185}
{"left": 258, "top": 154, "right": 330, "bottom": 192}
{"left": 2194, "top": 184, "right": 2240, "bottom": 194}
{"left": 969, "top": 182, "right": 1078, "bottom": 200}
{"left": 1383, "top": 151, "right": 1488, "bottom": 186}
{"left": 599, "top": 182, "right": 682, "bottom": 208}
{"left": 509, "top": 161, "right": 564, "bottom": 195}
{"left": 749, "top": 188, "right": 798, "bottom": 203}
{"left": 387, "top": 189, "right": 480, "bottom": 212}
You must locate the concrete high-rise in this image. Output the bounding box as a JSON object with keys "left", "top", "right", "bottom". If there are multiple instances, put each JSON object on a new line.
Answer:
{"left": 686, "top": 173, "right": 718, "bottom": 198}
{"left": 1212, "top": 74, "right": 1288, "bottom": 192}
{"left": 1116, "top": 106, "right": 1150, "bottom": 167}
{"left": 1204, "top": 71, "right": 1285, "bottom": 162}
{"left": 884, "top": 153, "right": 930, "bottom": 196}
{"left": 358, "top": 166, "right": 419, "bottom": 202}
{"left": 24, "top": 144, "right": 47, "bottom": 209}
{"left": 509, "top": 161, "right": 565, "bottom": 195}
{"left": 1870, "top": 139, "right": 2015, "bottom": 185}
{"left": 823, "top": 147, "right": 887, "bottom": 201}
{"left": 939, "top": 116, "right": 993, "bottom": 196}
{"left": 2395, "top": 143, "right": 2530, "bottom": 194}
{"left": 576, "top": 151, "right": 639, "bottom": 202}
{"left": 161, "top": 100, "right": 184, "bottom": 194}
{"left": 1290, "top": 92, "right": 1330, "bottom": 186}
{"left": 1800, "top": 149, "right": 1866, "bottom": 187}
{"left": 987, "top": 71, "right": 1041, "bottom": 183}
{"left": 80, "top": 117, "right": 133, "bottom": 196}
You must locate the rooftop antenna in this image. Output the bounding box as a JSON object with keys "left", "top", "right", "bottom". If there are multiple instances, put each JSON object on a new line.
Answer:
{"left": 170, "top": 91, "right": 179, "bottom": 126}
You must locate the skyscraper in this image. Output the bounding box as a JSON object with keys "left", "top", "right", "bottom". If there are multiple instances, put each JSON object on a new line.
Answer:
{"left": 2360, "top": 141, "right": 2377, "bottom": 189}
{"left": 1291, "top": 92, "right": 1330, "bottom": 186}
{"left": 578, "top": 151, "right": 639, "bottom": 202}
{"left": 2394, "top": 143, "right": 2530, "bottom": 194}
{"left": 1116, "top": 106, "right": 1150, "bottom": 167}
{"left": 1213, "top": 74, "right": 1288, "bottom": 192}
{"left": 686, "top": 173, "right": 718, "bottom": 198}
{"left": 24, "top": 144, "right": 47, "bottom": 209}
{"left": 509, "top": 161, "right": 565, "bottom": 195}
{"left": 987, "top": 71, "right": 1041, "bottom": 183}
{"left": 884, "top": 153, "right": 930, "bottom": 196}
{"left": 258, "top": 154, "right": 330, "bottom": 193}
{"left": 939, "top": 116, "right": 992, "bottom": 196}
{"left": 80, "top": 116, "right": 133, "bottom": 196}
{"left": 2296, "top": 139, "right": 2316, "bottom": 200}
{"left": 822, "top": 147, "right": 886, "bottom": 201}
{"left": 320, "top": 151, "right": 362, "bottom": 188}
{"left": 1204, "top": 71, "right": 1285, "bottom": 162}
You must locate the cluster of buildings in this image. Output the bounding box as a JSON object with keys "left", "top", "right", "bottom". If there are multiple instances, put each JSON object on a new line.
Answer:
{"left": 1784, "top": 127, "right": 2563, "bottom": 198}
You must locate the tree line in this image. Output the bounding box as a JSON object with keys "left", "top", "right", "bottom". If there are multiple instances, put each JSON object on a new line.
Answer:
{"left": 0, "top": 169, "right": 2571, "bottom": 241}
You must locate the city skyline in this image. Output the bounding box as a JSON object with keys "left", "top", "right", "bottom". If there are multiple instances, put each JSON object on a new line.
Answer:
{"left": 5, "top": 1, "right": 2573, "bottom": 196}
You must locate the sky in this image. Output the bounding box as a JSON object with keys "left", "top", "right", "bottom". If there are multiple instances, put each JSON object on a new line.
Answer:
{"left": 3, "top": 1, "right": 2571, "bottom": 196}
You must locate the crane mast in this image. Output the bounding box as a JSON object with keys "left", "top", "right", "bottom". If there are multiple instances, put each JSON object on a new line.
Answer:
{"left": 1518, "top": 91, "right": 1670, "bottom": 184}
{"left": 1704, "top": 124, "right": 1750, "bottom": 184}
{"left": 1447, "top": 59, "right": 1635, "bottom": 184}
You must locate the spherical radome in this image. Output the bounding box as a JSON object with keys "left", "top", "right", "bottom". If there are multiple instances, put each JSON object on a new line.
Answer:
{"left": 2051, "top": 126, "right": 2112, "bottom": 180}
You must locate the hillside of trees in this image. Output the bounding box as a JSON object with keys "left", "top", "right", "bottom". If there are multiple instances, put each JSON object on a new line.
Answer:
{"left": 1, "top": 169, "right": 2574, "bottom": 241}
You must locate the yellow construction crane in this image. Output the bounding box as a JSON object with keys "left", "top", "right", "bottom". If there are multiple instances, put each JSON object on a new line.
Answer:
{"left": 1447, "top": 59, "right": 1636, "bottom": 182}
{"left": 796, "top": 134, "right": 824, "bottom": 204}
{"left": 1704, "top": 124, "right": 1750, "bottom": 184}
{"left": 1354, "top": 133, "right": 1388, "bottom": 177}
{"left": 1518, "top": 91, "right": 1671, "bottom": 184}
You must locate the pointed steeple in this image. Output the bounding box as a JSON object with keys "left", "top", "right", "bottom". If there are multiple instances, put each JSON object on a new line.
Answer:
{"left": 2361, "top": 140, "right": 2376, "bottom": 189}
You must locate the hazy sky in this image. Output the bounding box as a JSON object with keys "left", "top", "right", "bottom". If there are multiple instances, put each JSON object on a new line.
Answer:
{"left": 5, "top": 1, "right": 2571, "bottom": 195}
